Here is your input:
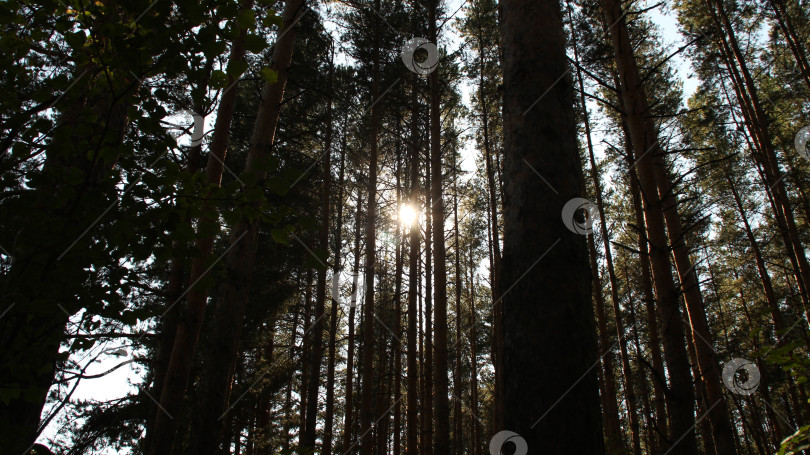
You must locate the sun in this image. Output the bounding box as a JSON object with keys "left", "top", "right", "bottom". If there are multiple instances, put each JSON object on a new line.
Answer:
{"left": 399, "top": 203, "right": 419, "bottom": 227}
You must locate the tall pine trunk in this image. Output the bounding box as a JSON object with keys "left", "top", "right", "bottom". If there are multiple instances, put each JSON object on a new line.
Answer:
{"left": 185, "top": 0, "right": 306, "bottom": 451}
{"left": 301, "top": 40, "right": 336, "bottom": 452}
{"left": 343, "top": 194, "right": 364, "bottom": 452}
{"left": 499, "top": 0, "right": 603, "bottom": 451}
{"left": 323, "top": 96, "right": 347, "bottom": 455}
{"left": 359, "top": 0, "right": 381, "bottom": 450}
{"left": 588, "top": 236, "right": 625, "bottom": 454}
{"left": 146, "top": 7, "right": 251, "bottom": 451}
{"left": 601, "top": 0, "right": 738, "bottom": 450}
{"left": 600, "top": 0, "right": 698, "bottom": 451}
{"left": 428, "top": 1, "right": 450, "bottom": 452}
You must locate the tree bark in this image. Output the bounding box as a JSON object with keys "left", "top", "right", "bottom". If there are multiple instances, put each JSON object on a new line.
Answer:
{"left": 628, "top": 159, "right": 668, "bottom": 448}
{"left": 323, "top": 73, "right": 347, "bottom": 455}
{"left": 146, "top": 6, "right": 252, "bottom": 451}
{"left": 406, "top": 78, "right": 421, "bottom": 455}
{"left": 599, "top": 0, "right": 699, "bottom": 450}
{"left": 428, "top": 2, "right": 450, "bottom": 453}
{"left": 359, "top": 0, "right": 381, "bottom": 448}
{"left": 588, "top": 237, "right": 625, "bottom": 454}
{"left": 500, "top": 0, "right": 604, "bottom": 452}
{"left": 343, "top": 193, "right": 364, "bottom": 452}
{"left": 301, "top": 39, "right": 336, "bottom": 452}
{"left": 422, "top": 157, "right": 434, "bottom": 455}
{"left": 468, "top": 245, "right": 482, "bottom": 455}
{"left": 184, "top": 0, "right": 306, "bottom": 451}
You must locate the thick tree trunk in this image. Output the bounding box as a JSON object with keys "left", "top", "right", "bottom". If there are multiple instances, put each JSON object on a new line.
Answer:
{"left": 499, "top": 0, "right": 604, "bottom": 452}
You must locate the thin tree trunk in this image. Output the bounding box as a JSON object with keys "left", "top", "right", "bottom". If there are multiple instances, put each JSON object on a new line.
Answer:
{"left": 452, "top": 151, "right": 463, "bottom": 455}
{"left": 428, "top": 2, "right": 450, "bottom": 452}
{"left": 624, "top": 271, "right": 657, "bottom": 453}
{"left": 146, "top": 8, "right": 252, "bottom": 451}
{"left": 418, "top": 252, "right": 426, "bottom": 453}
{"left": 301, "top": 40, "right": 336, "bottom": 452}
{"left": 283, "top": 302, "right": 301, "bottom": 453}
{"left": 393, "top": 129, "right": 405, "bottom": 455}
{"left": 359, "top": 0, "right": 381, "bottom": 447}
{"left": 255, "top": 324, "right": 276, "bottom": 450}
{"left": 765, "top": 0, "right": 810, "bottom": 91}
{"left": 468, "top": 246, "right": 482, "bottom": 455}
{"left": 572, "top": 16, "right": 641, "bottom": 449}
{"left": 423, "top": 157, "right": 434, "bottom": 455}
{"left": 600, "top": 0, "right": 707, "bottom": 451}
{"left": 710, "top": 0, "right": 810, "bottom": 307}
{"left": 477, "top": 15, "right": 504, "bottom": 434}
{"left": 725, "top": 173, "right": 785, "bottom": 331}
{"left": 406, "top": 78, "right": 421, "bottom": 455}
{"left": 628, "top": 156, "right": 668, "bottom": 447}
{"left": 588, "top": 237, "right": 625, "bottom": 454}
{"left": 323, "top": 96, "right": 348, "bottom": 455}
{"left": 185, "top": 0, "right": 306, "bottom": 451}
{"left": 300, "top": 269, "right": 314, "bottom": 434}
{"left": 343, "top": 192, "right": 363, "bottom": 452}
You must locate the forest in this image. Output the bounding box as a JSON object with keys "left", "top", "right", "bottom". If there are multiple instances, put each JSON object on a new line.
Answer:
{"left": 1, "top": 0, "right": 810, "bottom": 453}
